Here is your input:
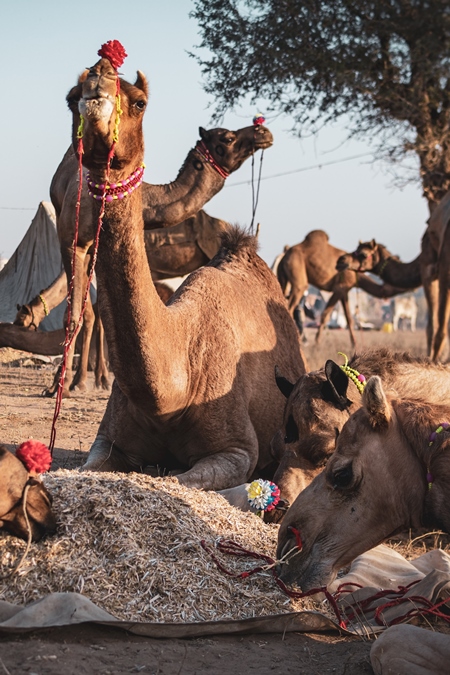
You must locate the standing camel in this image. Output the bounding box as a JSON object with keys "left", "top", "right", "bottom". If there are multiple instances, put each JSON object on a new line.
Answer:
{"left": 277, "top": 230, "right": 402, "bottom": 347}
{"left": 336, "top": 238, "right": 439, "bottom": 354}
{"left": 51, "top": 122, "right": 272, "bottom": 397}
{"left": 66, "top": 49, "right": 304, "bottom": 488}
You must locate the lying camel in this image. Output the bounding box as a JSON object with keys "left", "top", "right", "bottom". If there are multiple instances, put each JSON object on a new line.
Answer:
{"left": 271, "top": 348, "right": 450, "bottom": 510}
{"left": 277, "top": 230, "right": 403, "bottom": 347}
{"left": 276, "top": 375, "right": 450, "bottom": 590}
{"left": 336, "top": 238, "right": 438, "bottom": 354}
{"left": 66, "top": 49, "right": 304, "bottom": 489}
{"left": 0, "top": 444, "right": 56, "bottom": 542}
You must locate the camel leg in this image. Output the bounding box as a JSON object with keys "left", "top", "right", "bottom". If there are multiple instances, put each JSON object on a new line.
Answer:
{"left": 94, "top": 314, "right": 110, "bottom": 390}
{"left": 176, "top": 446, "right": 257, "bottom": 490}
{"left": 315, "top": 292, "right": 340, "bottom": 344}
{"left": 70, "top": 296, "right": 95, "bottom": 391}
{"left": 340, "top": 295, "right": 357, "bottom": 348}
{"left": 432, "top": 230, "right": 450, "bottom": 361}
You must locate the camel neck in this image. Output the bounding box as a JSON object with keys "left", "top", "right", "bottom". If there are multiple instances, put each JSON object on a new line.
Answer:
{"left": 374, "top": 249, "right": 422, "bottom": 288}
{"left": 92, "top": 184, "right": 176, "bottom": 410}
{"left": 141, "top": 148, "right": 225, "bottom": 228}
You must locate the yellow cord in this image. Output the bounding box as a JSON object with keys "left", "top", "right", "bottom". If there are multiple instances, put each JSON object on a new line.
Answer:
{"left": 338, "top": 352, "right": 366, "bottom": 395}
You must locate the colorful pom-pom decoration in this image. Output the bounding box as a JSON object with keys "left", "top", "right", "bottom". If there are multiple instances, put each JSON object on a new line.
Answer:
{"left": 253, "top": 113, "right": 266, "bottom": 126}
{"left": 246, "top": 479, "right": 280, "bottom": 512}
{"left": 16, "top": 440, "right": 52, "bottom": 474}
{"left": 98, "top": 40, "right": 128, "bottom": 70}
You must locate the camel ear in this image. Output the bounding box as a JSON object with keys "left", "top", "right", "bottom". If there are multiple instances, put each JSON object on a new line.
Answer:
{"left": 16, "top": 304, "right": 21, "bottom": 311}
{"left": 134, "top": 71, "right": 148, "bottom": 97}
{"left": 362, "top": 376, "right": 391, "bottom": 428}
{"left": 199, "top": 127, "right": 210, "bottom": 142}
{"left": 275, "top": 366, "right": 295, "bottom": 399}
{"left": 322, "top": 360, "right": 351, "bottom": 409}
{"left": 370, "top": 239, "right": 376, "bottom": 248}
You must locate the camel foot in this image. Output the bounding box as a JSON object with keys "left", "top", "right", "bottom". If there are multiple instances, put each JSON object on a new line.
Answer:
{"left": 95, "top": 376, "right": 111, "bottom": 391}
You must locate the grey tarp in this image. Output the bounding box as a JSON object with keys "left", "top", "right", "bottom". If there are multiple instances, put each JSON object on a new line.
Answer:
{"left": 0, "top": 544, "right": 449, "bottom": 639}
{"left": 0, "top": 202, "right": 65, "bottom": 331}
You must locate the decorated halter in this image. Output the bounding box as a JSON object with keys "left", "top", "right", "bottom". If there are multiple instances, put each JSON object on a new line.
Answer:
{"left": 38, "top": 294, "right": 49, "bottom": 316}
{"left": 338, "top": 352, "right": 366, "bottom": 394}
{"left": 426, "top": 422, "right": 450, "bottom": 490}
{"left": 87, "top": 164, "right": 145, "bottom": 201}
{"left": 194, "top": 140, "right": 230, "bottom": 179}
{"left": 49, "top": 40, "right": 130, "bottom": 457}
{"left": 246, "top": 479, "right": 280, "bottom": 515}
{"left": 249, "top": 113, "right": 266, "bottom": 233}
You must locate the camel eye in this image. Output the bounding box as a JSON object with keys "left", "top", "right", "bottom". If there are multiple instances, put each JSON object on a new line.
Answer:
{"left": 284, "top": 415, "right": 299, "bottom": 444}
{"left": 134, "top": 100, "right": 146, "bottom": 110}
{"left": 331, "top": 464, "right": 353, "bottom": 489}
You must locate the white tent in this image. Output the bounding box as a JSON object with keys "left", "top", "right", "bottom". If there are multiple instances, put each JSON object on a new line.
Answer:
{"left": 0, "top": 202, "right": 66, "bottom": 331}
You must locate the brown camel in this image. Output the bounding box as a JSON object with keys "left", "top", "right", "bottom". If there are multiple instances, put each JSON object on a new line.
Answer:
{"left": 277, "top": 231, "right": 402, "bottom": 347}
{"left": 52, "top": 120, "right": 272, "bottom": 397}
{"left": 14, "top": 270, "right": 67, "bottom": 330}
{"left": 336, "top": 238, "right": 439, "bottom": 355}
{"left": 271, "top": 348, "right": 450, "bottom": 510}
{"left": 66, "top": 53, "right": 304, "bottom": 489}
{"left": 276, "top": 375, "right": 450, "bottom": 590}
{"left": 146, "top": 210, "right": 230, "bottom": 279}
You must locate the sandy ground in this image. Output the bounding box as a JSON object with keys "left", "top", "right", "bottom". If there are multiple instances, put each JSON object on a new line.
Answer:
{"left": 0, "top": 327, "right": 445, "bottom": 674}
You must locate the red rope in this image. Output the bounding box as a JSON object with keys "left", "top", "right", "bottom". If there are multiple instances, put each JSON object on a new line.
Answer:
{"left": 49, "top": 109, "right": 118, "bottom": 455}
{"left": 202, "top": 538, "right": 450, "bottom": 631}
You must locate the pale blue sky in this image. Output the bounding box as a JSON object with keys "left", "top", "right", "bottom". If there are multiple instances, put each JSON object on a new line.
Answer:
{"left": 0, "top": 0, "right": 428, "bottom": 266}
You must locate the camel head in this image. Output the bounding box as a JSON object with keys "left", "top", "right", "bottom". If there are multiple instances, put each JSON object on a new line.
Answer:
{"left": 198, "top": 123, "right": 273, "bottom": 174}
{"left": 14, "top": 304, "right": 35, "bottom": 329}
{"left": 0, "top": 445, "right": 56, "bottom": 542}
{"left": 336, "top": 240, "right": 380, "bottom": 272}
{"left": 276, "top": 376, "right": 435, "bottom": 590}
{"left": 270, "top": 361, "right": 357, "bottom": 511}
{"left": 67, "top": 57, "right": 148, "bottom": 178}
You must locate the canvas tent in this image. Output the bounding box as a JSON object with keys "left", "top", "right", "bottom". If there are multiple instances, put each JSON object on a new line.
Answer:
{"left": 0, "top": 202, "right": 66, "bottom": 331}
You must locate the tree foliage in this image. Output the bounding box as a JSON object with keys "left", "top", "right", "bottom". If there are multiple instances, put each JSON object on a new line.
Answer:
{"left": 191, "top": 0, "right": 450, "bottom": 208}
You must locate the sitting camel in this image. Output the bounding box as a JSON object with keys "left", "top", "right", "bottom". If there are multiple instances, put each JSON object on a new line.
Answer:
{"left": 52, "top": 119, "right": 272, "bottom": 397}
{"left": 66, "top": 48, "right": 304, "bottom": 489}
{"left": 277, "top": 230, "right": 402, "bottom": 347}
{"left": 336, "top": 239, "right": 439, "bottom": 354}
{"left": 0, "top": 444, "right": 56, "bottom": 542}
{"left": 271, "top": 348, "right": 450, "bottom": 510}
{"left": 276, "top": 374, "right": 450, "bottom": 590}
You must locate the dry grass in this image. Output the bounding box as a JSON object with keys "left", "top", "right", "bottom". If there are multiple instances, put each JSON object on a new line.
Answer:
{"left": 0, "top": 470, "right": 320, "bottom": 623}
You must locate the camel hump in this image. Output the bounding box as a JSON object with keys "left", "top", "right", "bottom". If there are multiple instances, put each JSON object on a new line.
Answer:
{"left": 216, "top": 225, "right": 258, "bottom": 259}
{"left": 303, "top": 230, "right": 329, "bottom": 245}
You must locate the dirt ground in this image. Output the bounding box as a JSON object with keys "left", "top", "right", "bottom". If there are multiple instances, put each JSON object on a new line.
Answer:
{"left": 0, "top": 327, "right": 445, "bottom": 674}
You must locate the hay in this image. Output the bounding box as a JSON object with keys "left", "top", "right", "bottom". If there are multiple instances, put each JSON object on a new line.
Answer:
{"left": 0, "top": 470, "right": 318, "bottom": 623}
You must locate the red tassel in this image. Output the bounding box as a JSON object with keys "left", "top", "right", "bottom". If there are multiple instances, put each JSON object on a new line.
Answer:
{"left": 98, "top": 40, "right": 127, "bottom": 70}
{"left": 16, "top": 440, "right": 52, "bottom": 474}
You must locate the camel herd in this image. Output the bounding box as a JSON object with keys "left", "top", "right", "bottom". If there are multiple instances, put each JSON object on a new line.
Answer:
{"left": 3, "top": 43, "right": 450, "bottom": 672}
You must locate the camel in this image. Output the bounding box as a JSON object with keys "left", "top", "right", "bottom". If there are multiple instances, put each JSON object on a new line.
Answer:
{"left": 277, "top": 231, "right": 403, "bottom": 347}
{"left": 66, "top": 51, "right": 304, "bottom": 489}
{"left": 271, "top": 348, "right": 450, "bottom": 510}
{"left": 14, "top": 270, "right": 67, "bottom": 330}
{"left": 336, "top": 239, "right": 439, "bottom": 353}
{"left": 0, "top": 444, "right": 56, "bottom": 542}
{"left": 276, "top": 375, "right": 450, "bottom": 590}
{"left": 52, "top": 119, "right": 272, "bottom": 397}
{"left": 371, "top": 624, "right": 450, "bottom": 675}
{"left": 391, "top": 295, "right": 418, "bottom": 331}
{"left": 146, "top": 210, "right": 230, "bottom": 279}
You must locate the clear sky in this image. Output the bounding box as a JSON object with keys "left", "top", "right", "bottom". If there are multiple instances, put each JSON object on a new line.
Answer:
{"left": 0, "top": 0, "right": 429, "bottom": 267}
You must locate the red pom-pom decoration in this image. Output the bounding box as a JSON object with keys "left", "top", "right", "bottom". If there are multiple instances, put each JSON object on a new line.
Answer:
{"left": 98, "top": 40, "right": 128, "bottom": 70}
{"left": 253, "top": 113, "right": 266, "bottom": 126}
{"left": 16, "top": 440, "right": 52, "bottom": 474}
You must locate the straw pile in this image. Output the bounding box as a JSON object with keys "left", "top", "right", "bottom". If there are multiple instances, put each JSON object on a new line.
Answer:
{"left": 0, "top": 470, "right": 317, "bottom": 623}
